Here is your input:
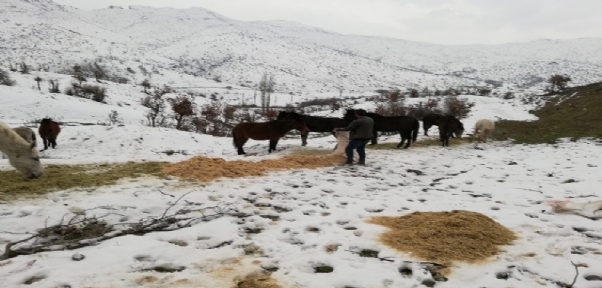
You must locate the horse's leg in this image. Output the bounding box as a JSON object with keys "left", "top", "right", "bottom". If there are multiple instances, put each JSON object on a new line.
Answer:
{"left": 51, "top": 137, "right": 57, "bottom": 149}
{"left": 396, "top": 132, "right": 405, "bottom": 149}
{"left": 269, "top": 138, "right": 280, "bottom": 153}
{"left": 370, "top": 130, "right": 378, "bottom": 145}
{"left": 301, "top": 131, "right": 309, "bottom": 146}
{"left": 483, "top": 129, "right": 490, "bottom": 143}
{"left": 424, "top": 124, "right": 429, "bottom": 136}
{"left": 403, "top": 130, "right": 412, "bottom": 149}
{"left": 43, "top": 137, "right": 49, "bottom": 150}
{"left": 237, "top": 137, "right": 248, "bottom": 155}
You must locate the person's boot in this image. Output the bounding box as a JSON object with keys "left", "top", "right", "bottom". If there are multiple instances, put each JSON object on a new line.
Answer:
{"left": 357, "top": 158, "right": 366, "bottom": 165}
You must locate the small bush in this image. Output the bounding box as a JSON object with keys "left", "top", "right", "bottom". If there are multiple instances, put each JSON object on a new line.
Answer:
{"left": 48, "top": 79, "right": 60, "bottom": 93}
{"left": 0, "top": 69, "right": 16, "bottom": 86}
{"left": 443, "top": 96, "right": 475, "bottom": 119}
{"left": 65, "top": 82, "right": 107, "bottom": 102}
{"left": 406, "top": 98, "right": 444, "bottom": 120}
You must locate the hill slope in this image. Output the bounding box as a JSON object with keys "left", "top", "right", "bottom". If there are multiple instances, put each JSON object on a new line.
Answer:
{"left": 495, "top": 82, "right": 602, "bottom": 143}
{"left": 1, "top": 0, "right": 601, "bottom": 94}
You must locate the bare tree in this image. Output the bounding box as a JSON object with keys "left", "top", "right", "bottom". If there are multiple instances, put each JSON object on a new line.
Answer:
{"left": 141, "top": 78, "right": 151, "bottom": 94}
{"left": 92, "top": 62, "right": 106, "bottom": 82}
{"left": 169, "top": 96, "right": 195, "bottom": 130}
{"left": 547, "top": 74, "right": 572, "bottom": 92}
{"left": 141, "top": 86, "right": 170, "bottom": 127}
{"left": 34, "top": 75, "right": 43, "bottom": 90}
{"left": 259, "top": 73, "right": 275, "bottom": 111}
{"left": 72, "top": 65, "right": 86, "bottom": 85}
{"left": 20, "top": 62, "right": 30, "bottom": 74}
{"left": 48, "top": 79, "right": 60, "bottom": 93}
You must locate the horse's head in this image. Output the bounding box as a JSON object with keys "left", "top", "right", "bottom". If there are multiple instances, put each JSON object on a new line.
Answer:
{"left": 454, "top": 121, "right": 465, "bottom": 138}
{"left": 9, "top": 141, "right": 43, "bottom": 179}
{"left": 276, "top": 111, "right": 289, "bottom": 120}
{"left": 343, "top": 109, "right": 357, "bottom": 120}
{"left": 293, "top": 119, "right": 310, "bottom": 134}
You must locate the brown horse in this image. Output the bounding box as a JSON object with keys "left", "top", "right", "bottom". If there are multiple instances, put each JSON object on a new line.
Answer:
{"left": 232, "top": 119, "right": 309, "bottom": 155}
{"left": 438, "top": 115, "right": 464, "bottom": 147}
{"left": 38, "top": 118, "right": 61, "bottom": 151}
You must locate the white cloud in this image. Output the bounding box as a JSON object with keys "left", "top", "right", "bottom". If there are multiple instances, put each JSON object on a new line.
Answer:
{"left": 52, "top": 0, "right": 602, "bottom": 45}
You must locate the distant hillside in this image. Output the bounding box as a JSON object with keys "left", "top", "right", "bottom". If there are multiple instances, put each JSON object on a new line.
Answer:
{"left": 1, "top": 0, "right": 601, "bottom": 94}
{"left": 494, "top": 82, "right": 602, "bottom": 143}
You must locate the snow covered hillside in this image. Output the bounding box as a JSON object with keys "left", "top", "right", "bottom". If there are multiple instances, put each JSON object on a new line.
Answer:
{"left": 1, "top": 0, "right": 601, "bottom": 94}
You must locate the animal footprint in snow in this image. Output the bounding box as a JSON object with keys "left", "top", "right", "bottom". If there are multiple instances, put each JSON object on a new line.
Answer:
{"left": 365, "top": 207, "right": 384, "bottom": 213}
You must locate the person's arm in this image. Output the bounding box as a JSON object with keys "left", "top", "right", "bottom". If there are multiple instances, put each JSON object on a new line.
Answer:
{"left": 337, "top": 119, "right": 359, "bottom": 132}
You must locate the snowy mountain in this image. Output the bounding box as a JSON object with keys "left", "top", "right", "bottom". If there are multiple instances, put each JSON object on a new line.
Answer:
{"left": 1, "top": 0, "right": 601, "bottom": 94}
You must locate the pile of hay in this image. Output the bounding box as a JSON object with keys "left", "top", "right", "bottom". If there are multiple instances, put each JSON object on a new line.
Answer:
{"left": 368, "top": 210, "right": 516, "bottom": 264}
{"left": 162, "top": 154, "right": 346, "bottom": 182}
{"left": 237, "top": 272, "right": 283, "bottom": 288}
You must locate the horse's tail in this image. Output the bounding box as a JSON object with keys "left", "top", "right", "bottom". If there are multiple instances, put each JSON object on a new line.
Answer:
{"left": 412, "top": 119, "right": 419, "bottom": 142}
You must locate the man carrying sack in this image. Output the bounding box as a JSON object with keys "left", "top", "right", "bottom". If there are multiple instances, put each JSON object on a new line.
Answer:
{"left": 334, "top": 109, "right": 375, "bottom": 165}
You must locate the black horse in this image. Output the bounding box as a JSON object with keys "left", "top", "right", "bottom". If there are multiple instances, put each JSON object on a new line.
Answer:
{"left": 344, "top": 109, "right": 420, "bottom": 149}
{"left": 277, "top": 111, "right": 350, "bottom": 146}
{"left": 422, "top": 113, "right": 444, "bottom": 136}
{"left": 423, "top": 113, "right": 462, "bottom": 139}
{"left": 438, "top": 115, "right": 465, "bottom": 147}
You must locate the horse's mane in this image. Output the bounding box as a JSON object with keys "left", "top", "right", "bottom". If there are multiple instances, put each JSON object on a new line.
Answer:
{"left": 0, "top": 121, "right": 33, "bottom": 151}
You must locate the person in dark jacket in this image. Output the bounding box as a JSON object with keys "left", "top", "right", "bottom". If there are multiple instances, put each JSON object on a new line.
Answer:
{"left": 334, "top": 109, "right": 374, "bottom": 165}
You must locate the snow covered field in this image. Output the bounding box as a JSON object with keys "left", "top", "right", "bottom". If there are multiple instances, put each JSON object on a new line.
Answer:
{"left": 1, "top": 136, "right": 602, "bottom": 288}
{"left": 1, "top": 81, "right": 602, "bottom": 288}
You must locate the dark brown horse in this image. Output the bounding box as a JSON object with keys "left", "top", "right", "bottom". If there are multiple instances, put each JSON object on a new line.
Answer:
{"left": 38, "top": 118, "right": 61, "bottom": 151}
{"left": 232, "top": 119, "right": 310, "bottom": 155}
{"left": 439, "top": 115, "right": 464, "bottom": 147}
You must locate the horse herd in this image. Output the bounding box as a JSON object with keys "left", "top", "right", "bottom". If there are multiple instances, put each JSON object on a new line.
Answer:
{"left": 0, "top": 110, "right": 495, "bottom": 179}
{"left": 232, "top": 109, "right": 495, "bottom": 155}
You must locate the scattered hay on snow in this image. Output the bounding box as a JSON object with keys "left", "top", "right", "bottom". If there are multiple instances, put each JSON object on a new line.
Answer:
{"left": 0, "top": 162, "right": 165, "bottom": 200}
{"left": 368, "top": 210, "right": 516, "bottom": 264}
{"left": 162, "top": 154, "right": 346, "bottom": 182}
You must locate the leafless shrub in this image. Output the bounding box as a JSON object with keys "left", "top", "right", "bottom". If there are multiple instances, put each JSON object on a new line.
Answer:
{"left": 406, "top": 98, "right": 444, "bottom": 120}
{"left": 0, "top": 68, "right": 16, "bottom": 86}
{"left": 443, "top": 96, "right": 475, "bottom": 119}
{"left": 168, "top": 96, "right": 196, "bottom": 130}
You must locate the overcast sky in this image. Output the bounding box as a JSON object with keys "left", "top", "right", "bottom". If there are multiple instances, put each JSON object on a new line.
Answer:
{"left": 53, "top": 0, "right": 602, "bottom": 45}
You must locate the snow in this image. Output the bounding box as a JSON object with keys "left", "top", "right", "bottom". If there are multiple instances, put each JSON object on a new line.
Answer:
{"left": 1, "top": 0, "right": 602, "bottom": 95}
{"left": 1, "top": 74, "right": 602, "bottom": 287}
{"left": 1, "top": 1, "right": 602, "bottom": 287}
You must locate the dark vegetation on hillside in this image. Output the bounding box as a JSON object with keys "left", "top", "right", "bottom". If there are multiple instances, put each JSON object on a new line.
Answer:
{"left": 494, "top": 82, "right": 602, "bottom": 144}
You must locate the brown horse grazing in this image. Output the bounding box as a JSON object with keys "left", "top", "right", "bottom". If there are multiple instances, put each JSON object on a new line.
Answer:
{"left": 232, "top": 119, "right": 310, "bottom": 155}
{"left": 38, "top": 118, "right": 61, "bottom": 151}
{"left": 438, "top": 115, "right": 464, "bottom": 147}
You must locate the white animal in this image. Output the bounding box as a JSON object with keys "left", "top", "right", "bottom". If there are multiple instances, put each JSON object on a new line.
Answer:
{"left": 473, "top": 119, "right": 495, "bottom": 143}
{"left": 546, "top": 200, "right": 602, "bottom": 220}
{"left": 12, "top": 126, "right": 37, "bottom": 148}
{"left": 0, "top": 121, "right": 43, "bottom": 178}
{"left": 331, "top": 131, "right": 358, "bottom": 161}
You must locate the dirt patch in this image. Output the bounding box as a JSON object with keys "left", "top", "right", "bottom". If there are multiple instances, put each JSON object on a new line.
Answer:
{"left": 237, "top": 272, "right": 283, "bottom": 288}
{"left": 367, "top": 210, "right": 516, "bottom": 264}
{"left": 367, "top": 138, "right": 471, "bottom": 150}
{"left": 0, "top": 162, "right": 165, "bottom": 201}
{"left": 162, "top": 154, "right": 346, "bottom": 182}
